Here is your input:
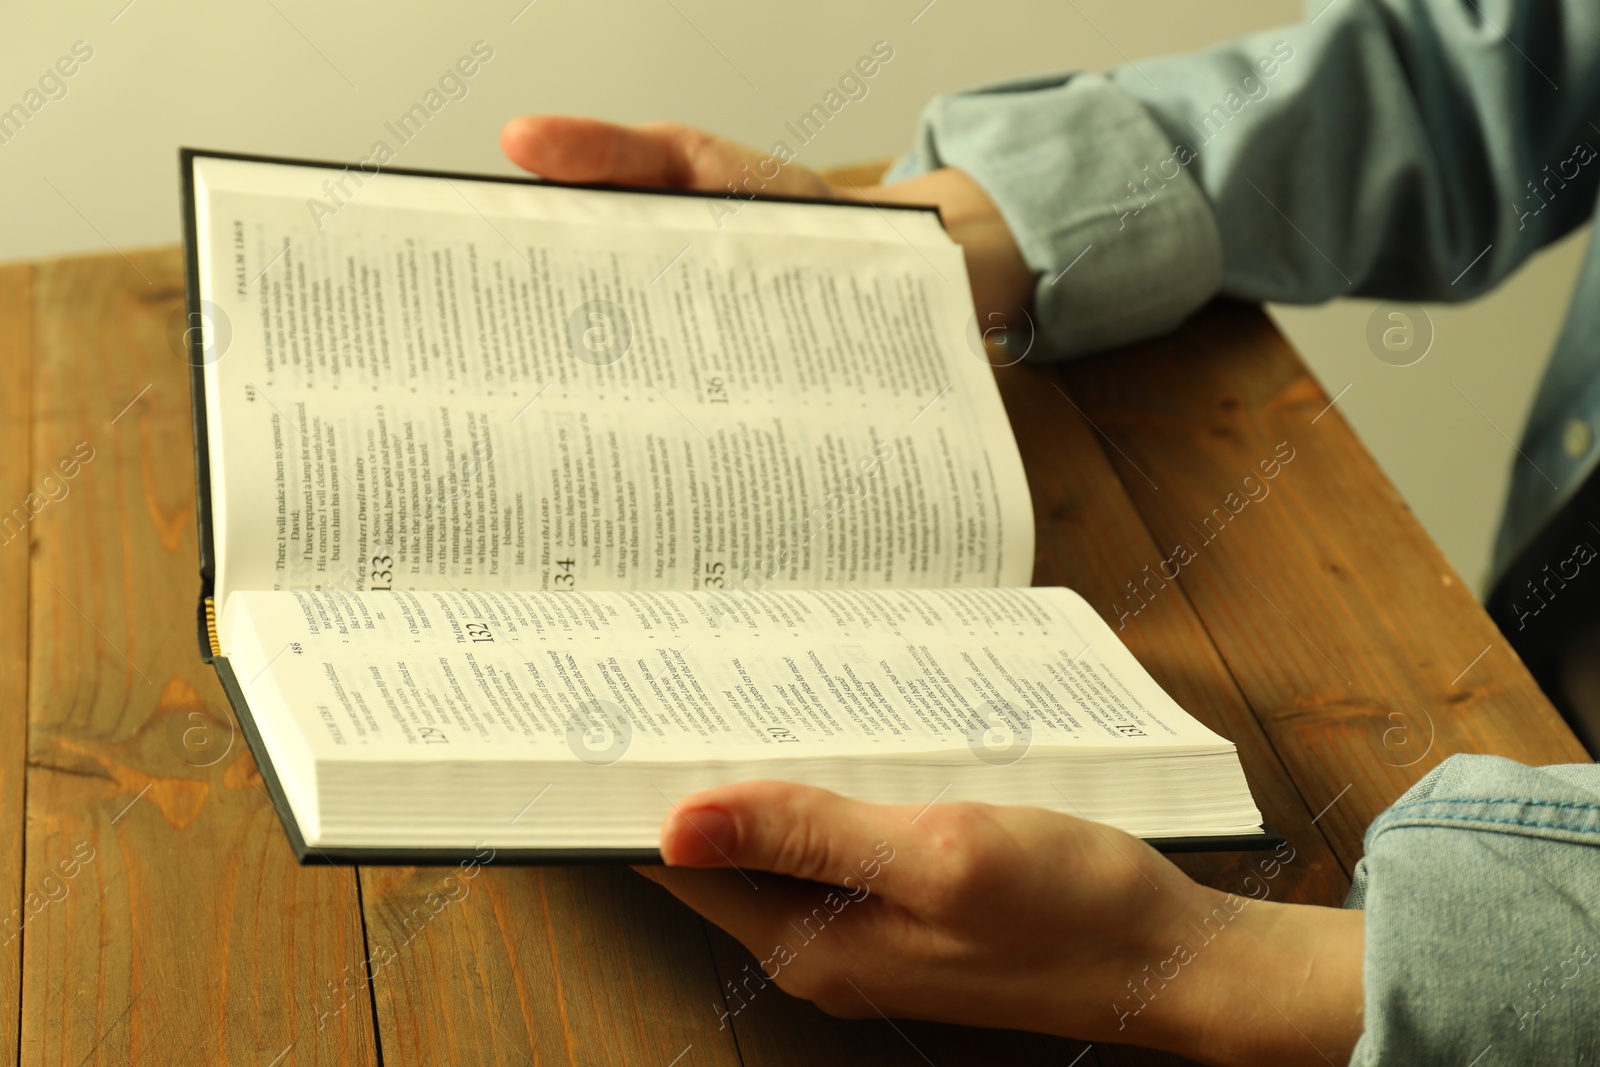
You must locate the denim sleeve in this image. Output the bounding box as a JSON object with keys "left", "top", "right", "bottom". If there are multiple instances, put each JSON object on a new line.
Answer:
{"left": 885, "top": 0, "right": 1600, "bottom": 358}
{"left": 1343, "top": 754, "right": 1600, "bottom": 1064}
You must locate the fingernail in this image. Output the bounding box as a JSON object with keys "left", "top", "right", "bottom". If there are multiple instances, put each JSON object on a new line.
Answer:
{"left": 666, "top": 806, "right": 737, "bottom": 867}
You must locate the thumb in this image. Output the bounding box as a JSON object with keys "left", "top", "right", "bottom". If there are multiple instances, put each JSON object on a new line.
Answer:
{"left": 661, "top": 781, "right": 904, "bottom": 891}
{"left": 500, "top": 115, "right": 708, "bottom": 188}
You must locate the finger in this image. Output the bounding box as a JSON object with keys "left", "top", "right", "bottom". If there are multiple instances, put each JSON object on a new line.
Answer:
{"left": 660, "top": 781, "right": 907, "bottom": 895}
{"left": 500, "top": 115, "right": 701, "bottom": 187}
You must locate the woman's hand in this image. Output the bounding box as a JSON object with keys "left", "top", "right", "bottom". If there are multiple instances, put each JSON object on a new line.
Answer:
{"left": 501, "top": 115, "right": 1037, "bottom": 329}
{"left": 638, "top": 781, "right": 1364, "bottom": 1067}
{"left": 501, "top": 115, "right": 836, "bottom": 198}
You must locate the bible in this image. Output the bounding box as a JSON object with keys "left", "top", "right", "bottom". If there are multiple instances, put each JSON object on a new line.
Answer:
{"left": 182, "top": 149, "right": 1273, "bottom": 864}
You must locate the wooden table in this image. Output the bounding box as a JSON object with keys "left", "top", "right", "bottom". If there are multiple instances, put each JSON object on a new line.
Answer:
{"left": 1, "top": 228, "right": 1589, "bottom": 1064}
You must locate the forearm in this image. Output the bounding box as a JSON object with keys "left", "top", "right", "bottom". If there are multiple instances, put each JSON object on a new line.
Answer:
{"left": 1112, "top": 0, "right": 1600, "bottom": 306}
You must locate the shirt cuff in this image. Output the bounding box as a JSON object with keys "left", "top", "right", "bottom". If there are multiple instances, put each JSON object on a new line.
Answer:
{"left": 1344, "top": 755, "right": 1600, "bottom": 1064}
{"left": 884, "top": 72, "right": 1223, "bottom": 359}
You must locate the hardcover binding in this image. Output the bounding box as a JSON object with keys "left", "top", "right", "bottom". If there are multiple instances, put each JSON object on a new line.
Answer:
{"left": 182, "top": 148, "right": 216, "bottom": 664}
{"left": 184, "top": 148, "right": 1286, "bottom": 866}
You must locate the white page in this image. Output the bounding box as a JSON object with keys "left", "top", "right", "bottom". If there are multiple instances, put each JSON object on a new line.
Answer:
{"left": 193, "top": 157, "right": 1033, "bottom": 607}
{"left": 222, "top": 586, "right": 1233, "bottom": 766}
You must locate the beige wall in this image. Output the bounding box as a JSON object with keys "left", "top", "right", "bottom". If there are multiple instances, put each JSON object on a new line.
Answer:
{"left": 1, "top": 0, "right": 1575, "bottom": 593}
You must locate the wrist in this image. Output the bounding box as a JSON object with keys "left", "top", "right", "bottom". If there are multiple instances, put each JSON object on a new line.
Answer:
{"left": 1104, "top": 889, "right": 1364, "bottom": 1066}
{"left": 838, "top": 170, "right": 1036, "bottom": 330}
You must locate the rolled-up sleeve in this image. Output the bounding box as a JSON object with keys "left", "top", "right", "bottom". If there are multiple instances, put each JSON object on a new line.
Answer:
{"left": 887, "top": 0, "right": 1600, "bottom": 359}
{"left": 884, "top": 72, "right": 1222, "bottom": 359}
{"left": 1344, "top": 755, "right": 1600, "bottom": 1064}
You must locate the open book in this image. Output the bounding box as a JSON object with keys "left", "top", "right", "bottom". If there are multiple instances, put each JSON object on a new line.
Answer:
{"left": 182, "top": 150, "right": 1272, "bottom": 864}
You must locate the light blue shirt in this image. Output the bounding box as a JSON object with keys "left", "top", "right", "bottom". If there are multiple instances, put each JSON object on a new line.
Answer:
{"left": 886, "top": 2, "right": 1600, "bottom": 1059}
{"left": 884, "top": 0, "right": 1600, "bottom": 577}
{"left": 1344, "top": 755, "right": 1600, "bottom": 1063}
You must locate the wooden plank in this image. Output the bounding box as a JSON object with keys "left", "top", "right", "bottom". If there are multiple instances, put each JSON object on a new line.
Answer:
{"left": 22, "top": 248, "right": 377, "bottom": 1064}
{"left": 1062, "top": 301, "right": 1592, "bottom": 871}
{"left": 996, "top": 358, "right": 1349, "bottom": 905}
{"left": 0, "top": 264, "right": 35, "bottom": 1067}
{"left": 362, "top": 863, "right": 744, "bottom": 1066}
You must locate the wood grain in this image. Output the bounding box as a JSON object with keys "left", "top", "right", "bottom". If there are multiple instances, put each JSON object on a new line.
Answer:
{"left": 22, "top": 248, "right": 377, "bottom": 1065}
{"left": 0, "top": 264, "right": 34, "bottom": 1067}
{"left": 996, "top": 359, "right": 1349, "bottom": 902}
{"left": 1061, "top": 302, "right": 1592, "bottom": 871}
{"left": 361, "top": 863, "right": 743, "bottom": 1066}
{"left": 10, "top": 216, "right": 1579, "bottom": 1063}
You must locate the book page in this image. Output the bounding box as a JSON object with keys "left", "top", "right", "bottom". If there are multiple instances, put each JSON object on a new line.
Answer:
{"left": 192, "top": 156, "right": 1033, "bottom": 607}
{"left": 221, "top": 586, "right": 1231, "bottom": 766}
